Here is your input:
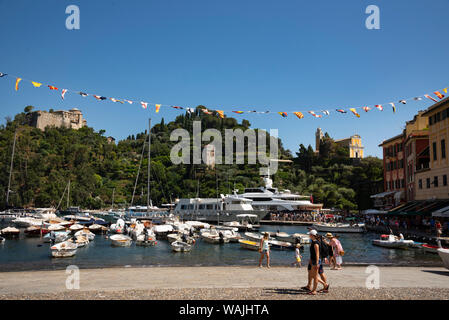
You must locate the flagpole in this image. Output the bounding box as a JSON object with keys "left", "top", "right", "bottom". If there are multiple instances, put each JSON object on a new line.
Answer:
{"left": 6, "top": 130, "right": 17, "bottom": 208}
{"left": 147, "top": 118, "right": 151, "bottom": 214}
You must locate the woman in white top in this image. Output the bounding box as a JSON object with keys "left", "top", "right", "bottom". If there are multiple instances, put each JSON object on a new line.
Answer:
{"left": 258, "top": 232, "right": 270, "bottom": 268}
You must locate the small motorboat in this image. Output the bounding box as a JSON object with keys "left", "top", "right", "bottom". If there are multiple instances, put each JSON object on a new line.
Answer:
{"left": 43, "top": 231, "right": 71, "bottom": 243}
{"left": 268, "top": 239, "right": 293, "bottom": 250}
{"left": 24, "top": 226, "right": 50, "bottom": 237}
{"left": 372, "top": 234, "right": 414, "bottom": 249}
{"left": 239, "top": 239, "right": 260, "bottom": 251}
{"left": 437, "top": 248, "right": 449, "bottom": 270}
{"left": 110, "top": 234, "right": 132, "bottom": 247}
{"left": 47, "top": 224, "right": 66, "bottom": 232}
{"left": 422, "top": 244, "right": 449, "bottom": 254}
{"left": 171, "top": 241, "right": 192, "bottom": 252}
{"left": 201, "top": 230, "right": 230, "bottom": 244}
{"left": 88, "top": 224, "right": 104, "bottom": 233}
{"left": 1, "top": 226, "right": 20, "bottom": 238}
{"left": 75, "top": 229, "right": 95, "bottom": 241}
{"left": 69, "top": 224, "right": 84, "bottom": 232}
{"left": 68, "top": 235, "right": 89, "bottom": 247}
{"left": 136, "top": 234, "right": 157, "bottom": 246}
{"left": 110, "top": 218, "right": 126, "bottom": 234}
{"left": 50, "top": 241, "right": 78, "bottom": 258}
{"left": 244, "top": 232, "right": 263, "bottom": 242}
{"left": 167, "top": 233, "right": 181, "bottom": 243}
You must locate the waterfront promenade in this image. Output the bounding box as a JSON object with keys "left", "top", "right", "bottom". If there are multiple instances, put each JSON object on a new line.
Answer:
{"left": 1, "top": 266, "right": 448, "bottom": 300}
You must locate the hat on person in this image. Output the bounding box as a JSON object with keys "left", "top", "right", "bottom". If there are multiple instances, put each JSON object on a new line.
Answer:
{"left": 296, "top": 243, "right": 301, "bottom": 248}
{"left": 325, "top": 232, "right": 334, "bottom": 238}
{"left": 308, "top": 229, "right": 317, "bottom": 236}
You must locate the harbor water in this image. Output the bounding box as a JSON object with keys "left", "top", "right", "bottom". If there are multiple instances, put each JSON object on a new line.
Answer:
{"left": 0, "top": 224, "right": 443, "bottom": 272}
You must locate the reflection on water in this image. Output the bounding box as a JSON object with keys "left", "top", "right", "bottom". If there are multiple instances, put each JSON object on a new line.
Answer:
{"left": 0, "top": 224, "right": 442, "bottom": 271}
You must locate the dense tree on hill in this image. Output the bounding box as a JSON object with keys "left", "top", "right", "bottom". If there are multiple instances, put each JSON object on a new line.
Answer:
{"left": 0, "top": 107, "right": 383, "bottom": 211}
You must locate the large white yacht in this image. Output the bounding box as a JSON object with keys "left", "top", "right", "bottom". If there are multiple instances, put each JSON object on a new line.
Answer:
{"left": 232, "top": 177, "right": 322, "bottom": 212}
{"left": 173, "top": 194, "right": 267, "bottom": 223}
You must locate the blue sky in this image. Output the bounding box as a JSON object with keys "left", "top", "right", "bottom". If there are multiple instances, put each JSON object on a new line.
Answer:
{"left": 1, "top": 0, "right": 448, "bottom": 158}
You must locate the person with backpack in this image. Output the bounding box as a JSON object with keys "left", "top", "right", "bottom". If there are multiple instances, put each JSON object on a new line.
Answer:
{"left": 301, "top": 229, "right": 329, "bottom": 295}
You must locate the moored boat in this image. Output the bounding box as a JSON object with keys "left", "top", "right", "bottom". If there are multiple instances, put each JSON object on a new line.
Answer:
{"left": 244, "top": 232, "right": 263, "bottom": 242}
{"left": 69, "top": 224, "right": 84, "bottom": 232}
{"left": 268, "top": 239, "right": 293, "bottom": 250}
{"left": 24, "top": 226, "right": 49, "bottom": 237}
{"left": 422, "top": 244, "right": 449, "bottom": 254}
{"left": 43, "top": 231, "right": 71, "bottom": 243}
{"left": 88, "top": 224, "right": 103, "bottom": 233}
{"left": 437, "top": 248, "right": 449, "bottom": 270}
{"left": 110, "top": 234, "right": 132, "bottom": 247}
{"left": 171, "top": 241, "right": 192, "bottom": 252}
{"left": 50, "top": 241, "right": 78, "bottom": 258}
{"left": 75, "top": 229, "right": 95, "bottom": 241}
{"left": 69, "top": 235, "right": 89, "bottom": 247}
{"left": 239, "top": 239, "right": 260, "bottom": 251}
{"left": 47, "top": 224, "right": 66, "bottom": 232}
{"left": 372, "top": 234, "right": 414, "bottom": 249}
{"left": 1, "top": 226, "right": 20, "bottom": 238}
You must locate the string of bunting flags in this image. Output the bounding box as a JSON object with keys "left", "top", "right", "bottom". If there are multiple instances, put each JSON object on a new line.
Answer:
{"left": 1, "top": 71, "right": 447, "bottom": 119}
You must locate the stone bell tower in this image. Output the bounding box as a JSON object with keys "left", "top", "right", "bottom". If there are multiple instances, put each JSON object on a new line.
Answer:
{"left": 315, "top": 128, "right": 323, "bottom": 152}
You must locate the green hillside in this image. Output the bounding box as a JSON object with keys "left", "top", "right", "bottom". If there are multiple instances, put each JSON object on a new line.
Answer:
{"left": 0, "top": 106, "right": 383, "bottom": 211}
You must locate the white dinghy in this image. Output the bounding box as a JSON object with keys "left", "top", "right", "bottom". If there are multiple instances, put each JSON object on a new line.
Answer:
{"left": 50, "top": 241, "right": 78, "bottom": 258}
{"left": 110, "top": 234, "right": 132, "bottom": 247}
{"left": 438, "top": 248, "right": 449, "bottom": 270}
{"left": 171, "top": 241, "right": 192, "bottom": 252}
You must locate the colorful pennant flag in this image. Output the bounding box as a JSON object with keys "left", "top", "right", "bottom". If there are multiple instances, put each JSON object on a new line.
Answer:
{"left": 48, "top": 85, "right": 58, "bottom": 91}
{"left": 336, "top": 109, "right": 347, "bottom": 113}
{"left": 308, "top": 111, "right": 322, "bottom": 118}
{"left": 94, "top": 95, "right": 106, "bottom": 100}
{"left": 414, "top": 97, "right": 422, "bottom": 101}
{"left": 322, "top": 110, "right": 330, "bottom": 116}
{"left": 0, "top": 72, "right": 7, "bottom": 77}
{"left": 155, "top": 104, "right": 161, "bottom": 113}
{"left": 110, "top": 98, "right": 124, "bottom": 104}
{"left": 61, "top": 89, "right": 67, "bottom": 100}
{"left": 362, "top": 106, "right": 371, "bottom": 112}
{"left": 15, "top": 78, "right": 22, "bottom": 91}
{"left": 31, "top": 81, "right": 42, "bottom": 87}
{"left": 399, "top": 100, "right": 406, "bottom": 104}
{"left": 434, "top": 91, "right": 445, "bottom": 99}
{"left": 424, "top": 94, "right": 438, "bottom": 102}
{"left": 389, "top": 102, "right": 396, "bottom": 113}
{"left": 216, "top": 110, "right": 225, "bottom": 118}
{"left": 201, "top": 109, "right": 213, "bottom": 115}
{"left": 349, "top": 108, "right": 360, "bottom": 118}
{"left": 278, "top": 112, "right": 287, "bottom": 118}
{"left": 375, "top": 104, "right": 383, "bottom": 111}
{"left": 124, "top": 100, "right": 133, "bottom": 104}
{"left": 444, "top": 88, "right": 448, "bottom": 94}
{"left": 232, "top": 111, "right": 244, "bottom": 114}
{"left": 186, "top": 108, "right": 195, "bottom": 114}
{"left": 293, "top": 112, "right": 304, "bottom": 119}
{"left": 171, "top": 106, "right": 183, "bottom": 109}
{"left": 140, "top": 102, "right": 148, "bottom": 109}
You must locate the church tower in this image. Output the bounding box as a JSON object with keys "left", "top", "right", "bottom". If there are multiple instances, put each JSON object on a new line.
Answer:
{"left": 315, "top": 128, "right": 323, "bottom": 152}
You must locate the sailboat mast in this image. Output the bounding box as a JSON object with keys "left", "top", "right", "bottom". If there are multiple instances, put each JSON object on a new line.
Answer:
{"left": 147, "top": 118, "right": 151, "bottom": 214}
{"left": 67, "top": 180, "right": 70, "bottom": 209}
{"left": 6, "top": 130, "right": 17, "bottom": 208}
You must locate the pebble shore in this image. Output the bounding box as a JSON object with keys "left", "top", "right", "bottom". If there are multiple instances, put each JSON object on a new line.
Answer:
{"left": 2, "top": 287, "right": 449, "bottom": 300}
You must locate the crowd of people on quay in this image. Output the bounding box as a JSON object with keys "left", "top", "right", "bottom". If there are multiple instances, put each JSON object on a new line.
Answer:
{"left": 363, "top": 215, "right": 449, "bottom": 237}
{"left": 269, "top": 211, "right": 345, "bottom": 223}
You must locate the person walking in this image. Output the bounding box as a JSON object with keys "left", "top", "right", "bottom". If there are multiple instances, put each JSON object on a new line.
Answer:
{"left": 293, "top": 243, "right": 302, "bottom": 268}
{"left": 301, "top": 230, "right": 329, "bottom": 295}
{"left": 258, "top": 232, "right": 270, "bottom": 268}
{"left": 328, "top": 234, "right": 344, "bottom": 270}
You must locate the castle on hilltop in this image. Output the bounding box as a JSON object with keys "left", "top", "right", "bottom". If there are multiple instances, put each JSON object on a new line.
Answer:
{"left": 27, "top": 108, "right": 87, "bottom": 131}
{"left": 315, "top": 128, "right": 364, "bottom": 159}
